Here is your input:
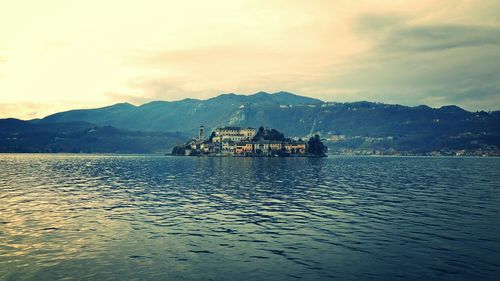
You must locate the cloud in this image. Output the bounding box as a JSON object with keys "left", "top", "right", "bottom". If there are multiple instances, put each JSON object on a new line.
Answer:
{"left": 356, "top": 11, "right": 500, "bottom": 54}
{"left": 104, "top": 77, "right": 213, "bottom": 104}
{"left": 103, "top": 92, "right": 152, "bottom": 105}
{"left": 125, "top": 44, "right": 321, "bottom": 86}
{"left": 0, "top": 102, "right": 61, "bottom": 119}
{"left": 2, "top": 0, "right": 500, "bottom": 119}
{"left": 0, "top": 100, "right": 109, "bottom": 119}
{"left": 131, "top": 45, "right": 288, "bottom": 67}
{"left": 372, "top": 24, "right": 500, "bottom": 53}
{"left": 309, "top": 13, "right": 500, "bottom": 110}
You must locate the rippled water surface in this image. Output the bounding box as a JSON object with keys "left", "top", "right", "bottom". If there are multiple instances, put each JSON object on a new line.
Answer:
{"left": 1, "top": 154, "right": 499, "bottom": 281}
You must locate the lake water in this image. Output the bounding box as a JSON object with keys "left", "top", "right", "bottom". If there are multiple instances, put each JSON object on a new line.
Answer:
{"left": 0, "top": 154, "right": 499, "bottom": 281}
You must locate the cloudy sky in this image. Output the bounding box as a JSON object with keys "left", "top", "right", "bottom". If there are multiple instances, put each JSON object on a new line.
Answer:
{"left": 1, "top": 0, "right": 499, "bottom": 119}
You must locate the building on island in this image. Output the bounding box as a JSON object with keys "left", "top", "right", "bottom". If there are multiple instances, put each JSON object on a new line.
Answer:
{"left": 222, "top": 141, "right": 237, "bottom": 154}
{"left": 285, "top": 142, "right": 306, "bottom": 154}
{"left": 235, "top": 142, "right": 254, "bottom": 155}
{"left": 172, "top": 125, "right": 326, "bottom": 157}
{"left": 212, "top": 127, "right": 256, "bottom": 143}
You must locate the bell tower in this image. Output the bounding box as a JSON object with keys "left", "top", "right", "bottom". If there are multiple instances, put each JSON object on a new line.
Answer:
{"left": 199, "top": 125, "right": 205, "bottom": 141}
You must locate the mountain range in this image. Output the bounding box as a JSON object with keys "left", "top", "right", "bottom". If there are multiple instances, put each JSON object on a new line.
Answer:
{"left": 38, "top": 91, "right": 323, "bottom": 134}
{"left": 2, "top": 91, "right": 500, "bottom": 155}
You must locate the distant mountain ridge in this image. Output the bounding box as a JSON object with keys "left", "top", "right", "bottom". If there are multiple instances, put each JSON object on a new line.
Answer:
{"left": 3, "top": 91, "right": 499, "bottom": 155}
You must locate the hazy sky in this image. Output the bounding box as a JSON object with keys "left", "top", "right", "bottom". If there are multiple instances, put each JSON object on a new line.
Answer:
{"left": 1, "top": 0, "right": 499, "bottom": 119}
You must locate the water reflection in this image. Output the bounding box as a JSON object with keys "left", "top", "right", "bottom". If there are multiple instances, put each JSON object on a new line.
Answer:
{"left": 0, "top": 154, "right": 499, "bottom": 281}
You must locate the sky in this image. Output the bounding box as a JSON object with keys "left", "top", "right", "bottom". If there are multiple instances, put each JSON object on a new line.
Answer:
{"left": 1, "top": 0, "right": 499, "bottom": 119}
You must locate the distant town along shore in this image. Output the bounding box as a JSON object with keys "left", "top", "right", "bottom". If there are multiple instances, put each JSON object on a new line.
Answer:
{"left": 171, "top": 126, "right": 327, "bottom": 157}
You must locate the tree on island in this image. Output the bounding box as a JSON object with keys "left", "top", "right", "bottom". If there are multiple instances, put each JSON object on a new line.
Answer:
{"left": 252, "top": 127, "right": 286, "bottom": 141}
{"left": 307, "top": 134, "right": 327, "bottom": 156}
{"left": 171, "top": 145, "right": 186, "bottom": 155}
{"left": 208, "top": 131, "right": 216, "bottom": 142}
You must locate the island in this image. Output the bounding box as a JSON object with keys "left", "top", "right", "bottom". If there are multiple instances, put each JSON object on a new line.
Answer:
{"left": 172, "top": 126, "right": 327, "bottom": 157}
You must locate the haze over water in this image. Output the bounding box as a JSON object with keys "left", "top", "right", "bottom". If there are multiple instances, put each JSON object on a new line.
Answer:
{"left": 1, "top": 154, "right": 499, "bottom": 280}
